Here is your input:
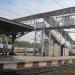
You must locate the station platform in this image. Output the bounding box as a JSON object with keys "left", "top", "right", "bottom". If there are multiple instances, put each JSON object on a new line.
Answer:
{"left": 0, "top": 55, "right": 74, "bottom": 70}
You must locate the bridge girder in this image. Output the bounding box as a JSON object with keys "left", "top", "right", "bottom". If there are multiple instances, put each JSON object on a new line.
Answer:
{"left": 13, "top": 6, "right": 75, "bottom": 22}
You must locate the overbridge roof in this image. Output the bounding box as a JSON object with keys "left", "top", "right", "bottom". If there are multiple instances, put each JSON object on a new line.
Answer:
{"left": 13, "top": 6, "right": 75, "bottom": 22}
{"left": 0, "top": 17, "right": 34, "bottom": 35}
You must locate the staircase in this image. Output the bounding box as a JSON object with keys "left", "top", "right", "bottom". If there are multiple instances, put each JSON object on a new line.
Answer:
{"left": 44, "top": 16, "right": 74, "bottom": 44}
{"left": 44, "top": 17, "right": 73, "bottom": 49}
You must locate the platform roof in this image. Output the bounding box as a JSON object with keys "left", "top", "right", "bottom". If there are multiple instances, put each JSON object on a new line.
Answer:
{"left": 0, "top": 17, "right": 34, "bottom": 35}
{"left": 13, "top": 6, "right": 75, "bottom": 22}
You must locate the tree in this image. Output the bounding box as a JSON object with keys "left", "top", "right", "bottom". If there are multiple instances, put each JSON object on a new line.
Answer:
{"left": 15, "top": 41, "right": 33, "bottom": 48}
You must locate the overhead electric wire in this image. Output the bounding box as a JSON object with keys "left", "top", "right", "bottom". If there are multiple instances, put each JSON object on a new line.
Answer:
{"left": 0, "top": 9, "right": 19, "bottom": 19}
{"left": 0, "top": 10, "right": 16, "bottom": 19}
{"left": 53, "top": 0, "right": 65, "bottom": 8}
{"left": 0, "top": 0, "right": 71, "bottom": 19}
{"left": 0, "top": 2, "right": 36, "bottom": 19}
{"left": 0, "top": 6, "right": 37, "bottom": 19}
{"left": 0, "top": 0, "right": 65, "bottom": 19}
{"left": 59, "top": 0, "right": 69, "bottom": 7}
{"left": 0, "top": 7, "right": 20, "bottom": 17}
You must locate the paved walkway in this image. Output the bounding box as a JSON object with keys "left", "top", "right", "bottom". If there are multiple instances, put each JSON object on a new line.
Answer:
{"left": 0, "top": 55, "right": 75, "bottom": 63}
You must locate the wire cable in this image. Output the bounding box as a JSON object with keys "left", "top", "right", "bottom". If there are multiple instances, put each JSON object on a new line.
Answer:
{"left": 53, "top": 0, "right": 65, "bottom": 8}
{"left": 0, "top": 10, "right": 16, "bottom": 19}
{"left": 60, "top": 0, "right": 69, "bottom": 7}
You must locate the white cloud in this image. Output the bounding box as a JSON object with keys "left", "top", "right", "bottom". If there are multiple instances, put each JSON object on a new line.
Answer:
{"left": 0, "top": 0, "right": 75, "bottom": 19}
{"left": 0, "top": 0, "right": 70, "bottom": 19}
{"left": 7, "top": 0, "right": 63, "bottom": 19}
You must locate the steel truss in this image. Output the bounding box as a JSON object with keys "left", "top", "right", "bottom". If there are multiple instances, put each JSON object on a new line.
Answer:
{"left": 13, "top": 7, "right": 75, "bottom": 56}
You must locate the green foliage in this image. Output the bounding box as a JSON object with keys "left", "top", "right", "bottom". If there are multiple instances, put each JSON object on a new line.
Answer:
{"left": 15, "top": 41, "right": 33, "bottom": 48}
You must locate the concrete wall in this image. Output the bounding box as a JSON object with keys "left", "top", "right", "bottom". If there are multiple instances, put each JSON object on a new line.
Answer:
{"left": 49, "top": 44, "right": 60, "bottom": 56}
{"left": 49, "top": 44, "right": 54, "bottom": 56}
{"left": 64, "top": 48, "right": 69, "bottom": 56}
{"left": 54, "top": 44, "right": 60, "bottom": 56}
{"left": 49, "top": 44, "right": 69, "bottom": 56}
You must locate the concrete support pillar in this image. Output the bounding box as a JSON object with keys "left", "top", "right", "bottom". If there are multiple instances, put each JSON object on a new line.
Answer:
{"left": 33, "top": 62, "right": 39, "bottom": 68}
{"left": 48, "top": 31, "right": 51, "bottom": 56}
{"left": 9, "top": 34, "right": 16, "bottom": 55}
{"left": 17, "top": 62, "right": 25, "bottom": 70}
{"left": 41, "top": 27, "right": 44, "bottom": 56}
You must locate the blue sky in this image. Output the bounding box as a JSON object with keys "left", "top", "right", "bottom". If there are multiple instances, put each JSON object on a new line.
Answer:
{"left": 0, "top": 0, "right": 16, "bottom": 11}
{"left": 0, "top": 0, "right": 75, "bottom": 19}
{"left": 0, "top": 0, "right": 16, "bottom": 18}
{"left": 0, "top": 0, "right": 75, "bottom": 42}
{"left": 0, "top": 0, "right": 15, "bottom": 7}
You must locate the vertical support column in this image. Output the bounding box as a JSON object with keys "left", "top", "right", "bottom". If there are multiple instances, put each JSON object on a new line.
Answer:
{"left": 0, "top": 63, "right": 3, "bottom": 70}
{"left": 17, "top": 62, "right": 25, "bottom": 70}
{"left": 60, "top": 30, "right": 64, "bottom": 56}
{"left": 9, "top": 34, "right": 16, "bottom": 55}
{"left": 41, "top": 28, "right": 44, "bottom": 56}
{"left": 34, "top": 19, "right": 37, "bottom": 55}
{"left": 41, "top": 22, "right": 45, "bottom": 56}
{"left": 33, "top": 62, "right": 39, "bottom": 68}
{"left": 34, "top": 29, "right": 37, "bottom": 55}
{"left": 0, "top": 35, "right": 2, "bottom": 44}
{"left": 53, "top": 40, "right": 54, "bottom": 56}
{"left": 64, "top": 31, "right": 66, "bottom": 56}
{"left": 71, "top": 41, "right": 73, "bottom": 56}
{"left": 69, "top": 33, "right": 72, "bottom": 56}
{"left": 60, "top": 30, "right": 62, "bottom": 47}
{"left": 49, "top": 31, "right": 51, "bottom": 56}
